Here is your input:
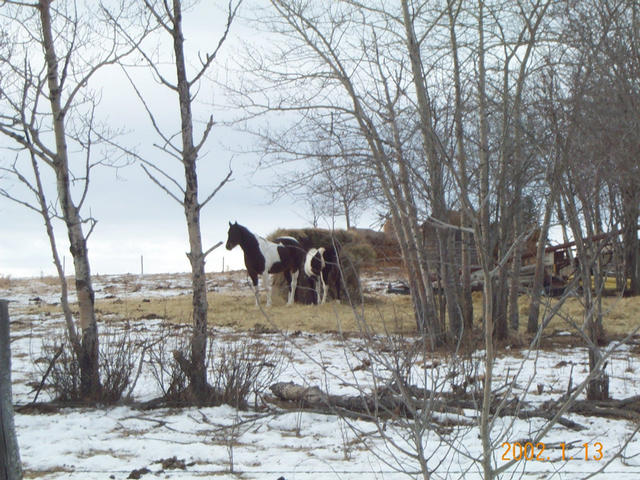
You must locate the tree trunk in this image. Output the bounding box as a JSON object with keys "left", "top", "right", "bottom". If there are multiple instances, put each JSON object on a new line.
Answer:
{"left": 508, "top": 242, "right": 522, "bottom": 332}
{"left": 476, "top": 4, "right": 496, "bottom": 478}
{"left": 171, "top": 0, "right": 208, "bottom": 396}
{"left": 28, "top": 152, "right": 80, "bottom": 356}
{"left": 446, "top": 3, "right": 473, "bottom": 336}
{"left": 562, "top": 184, "right": 608, "bottom": 400}
{"left": 622, "top": 189, "right": 639, "bottom": 295}
{"left": 461, "top": 230, "right": 473, "bottom": 332}
{"left": 380, "top": 70, "right": 441, "bottom": 343}
{"left": 492, "top": 183, "right": 511, "bottom": 341}
{"left": 343, "top": 200, "right": 351, "bottom": 230}
{"left": 508, "top": 199, "right": 525, "bottom": 332}
{"left": 401, "top": 0, "right": 462, "bottom": 342}
{"left": 528, "top": 200, "right": 553, "bottom": 333}
{"left": 388, "top": 207, "right": 439, "bottom": 343}
{"left": 39, "top": 0, "right": 100, "bottom": 400}
{"left": 493, "top": 269, "right": 509, "bottom": 340}
{"left": 443, "top": 230, "right": 462, "bottom": 339}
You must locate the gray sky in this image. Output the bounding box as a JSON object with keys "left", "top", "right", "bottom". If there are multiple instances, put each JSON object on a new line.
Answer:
{"left": 0, "top": 1, "right": 361, "bottom": 278}
{"left": 1, "top": 159, "right": 326, "bottom": 277}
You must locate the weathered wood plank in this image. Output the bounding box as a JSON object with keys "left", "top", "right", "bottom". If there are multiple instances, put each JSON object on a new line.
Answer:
{"left": 1, "top": 300, "right": 23, "bottom": 480}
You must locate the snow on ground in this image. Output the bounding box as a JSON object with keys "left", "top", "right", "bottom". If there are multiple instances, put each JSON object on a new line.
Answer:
{"left": 2, "top": 270, "right": 251, "bottom": 306}
{"left": 3, "top": 272, "right": 640, "bottom": 479}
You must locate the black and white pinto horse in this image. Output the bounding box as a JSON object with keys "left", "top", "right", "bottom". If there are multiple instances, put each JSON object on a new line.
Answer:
{"left": 225, "top": 222, "right": 305, "bottom": 307}
{"left": 303, "top": 246, "right": 340, "bottom": 304}
{"left": 304, "top": 248, "right": 328, "bottom": 304}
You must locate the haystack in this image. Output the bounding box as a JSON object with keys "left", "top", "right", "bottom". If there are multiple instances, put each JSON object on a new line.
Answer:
{"left": 268, "top": 228, "right": 377, "bottom": 304}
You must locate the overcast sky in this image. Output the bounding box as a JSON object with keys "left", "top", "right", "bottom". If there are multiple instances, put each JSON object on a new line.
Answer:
{"left": 0, "top": 1, "right": 366, "bottom": 278}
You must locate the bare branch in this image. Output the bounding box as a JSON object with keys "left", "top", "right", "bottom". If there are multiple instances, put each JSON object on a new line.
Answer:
{"left": 119, "top": 66, "right": 181, "bottom": 155}
{"left": 203, "top": 241, "right": 223, "bottom": 259}
{"left": 200, "top": 166, "right": 233, "bottom": 211}
{"left": 189, "top": 0, "right": 243, "bottom": 87}
{"left": 139, "top": 163, "right": 184, "bottom": 205}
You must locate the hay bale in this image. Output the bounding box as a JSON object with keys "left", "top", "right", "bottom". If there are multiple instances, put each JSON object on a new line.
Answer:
{"left": 351, "top": 227, "right": 402, "bottom": 268}
{"left": 268, "top": 228, "right": 375, "bottom": 304}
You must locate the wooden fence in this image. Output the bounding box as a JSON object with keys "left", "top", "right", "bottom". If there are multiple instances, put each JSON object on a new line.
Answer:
{"left": 0, "top": 300, "right": 22, "bottom": 480}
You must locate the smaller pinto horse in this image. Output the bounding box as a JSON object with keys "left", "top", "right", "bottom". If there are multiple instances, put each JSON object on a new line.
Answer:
{"left": 226, "top": 222, "right": 304, "bottom": 306}
{"left": 304, "top": 246, "right": 340, "bottom": 304}
{"left": 304, "top": 248, "right": 328, "bottom": 304}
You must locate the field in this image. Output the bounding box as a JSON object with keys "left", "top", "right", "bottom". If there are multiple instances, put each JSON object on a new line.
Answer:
{"left": 4, "top": 269, "right": 640, "bottom": 479}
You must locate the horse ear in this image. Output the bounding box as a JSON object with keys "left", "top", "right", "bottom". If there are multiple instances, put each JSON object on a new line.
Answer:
{"left": 229, "top": 221, "right": 232, "bottom": 226}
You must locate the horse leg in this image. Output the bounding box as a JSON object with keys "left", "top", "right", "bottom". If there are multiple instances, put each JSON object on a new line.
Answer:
{"left": 287, "top": 270, "right": 299, "bottom": 306}
{"left": 282, "top": 270, "right": 292, "bottom": 306}
{"left": 263, "top": 271, "right": 272, "bottom": 307}
{"left": 311, "top": 276, "right": 320, "bottom": 304}
{"left": 320, "top": 274, "right": 328, "bottom": 304}
{"left": 290, "top": 269, "right": 299, "bottom": 305}
{"left": 249, "top": 271, "right": 260, "bottom": 306}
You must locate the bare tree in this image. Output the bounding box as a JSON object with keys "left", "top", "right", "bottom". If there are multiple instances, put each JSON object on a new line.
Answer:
{"left": 0, "top": 0, "right": 145, "bottom": 401}
{"left": 305, "top": 152, "right": 372, "bottom": 230}
{"left": 106, "top": 0, "right": 239, "bottom": 401}
{"left": 546, "top": 0, "right": 640, "bottom": 400}
{"left": 580, "top": 0, "right": 640, "bottom": 296}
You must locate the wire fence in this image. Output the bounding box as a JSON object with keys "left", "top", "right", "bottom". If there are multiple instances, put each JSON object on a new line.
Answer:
{"left": 16, "top": 467, "right": 640, "bottom": 479}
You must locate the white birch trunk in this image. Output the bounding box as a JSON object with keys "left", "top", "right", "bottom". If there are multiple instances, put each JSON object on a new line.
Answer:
{"left": 39, "top": 0, "right": 100, "bottom": 399}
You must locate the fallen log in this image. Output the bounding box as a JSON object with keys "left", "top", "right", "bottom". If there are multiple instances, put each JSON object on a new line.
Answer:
{"left": 269, "top": 382, "right": 469, "bottom": 420}
{"left": 569, "top": 396, "right": 640, "bottom": 421}
{"left": 512, "top": 408, "right": 585, "bottom": 431}
{"left": 269, "top": 382, "right": 586, "bottom": 430}
{"left": 269, "top": 382, "right": 411, "bottom": 418}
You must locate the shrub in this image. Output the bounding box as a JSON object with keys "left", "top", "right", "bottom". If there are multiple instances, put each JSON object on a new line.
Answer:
{"left": 147, "top": 324, "right": 190, "bottom": 403}
{"left": 147, "top": 325, "right": 287, "bottom": 409}
{"left": 208, "top": 337, "right": 287, "bottom": 409}
{"left": 35, "top": 324, "right": 140, "bottom": 404}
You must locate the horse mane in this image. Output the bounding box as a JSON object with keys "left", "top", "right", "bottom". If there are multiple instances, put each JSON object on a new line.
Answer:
{"left": 232, "top": 223, "right": 264, "bottom": 274}
{"left": 234, "top": 223, "right": 252, "bottom": 239}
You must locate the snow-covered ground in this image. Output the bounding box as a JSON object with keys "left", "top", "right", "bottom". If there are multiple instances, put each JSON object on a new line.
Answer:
{"left": 4, "top": 272, "right": 640, "bottom": 479}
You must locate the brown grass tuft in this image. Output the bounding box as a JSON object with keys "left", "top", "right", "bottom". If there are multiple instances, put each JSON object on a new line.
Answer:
{"left": 0, "top": 274, "right": 11, "bottom": 288}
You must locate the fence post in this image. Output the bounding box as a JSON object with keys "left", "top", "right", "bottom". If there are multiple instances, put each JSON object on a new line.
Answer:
{"left": 0, "top": 300, "right": 22, "bottom": 480}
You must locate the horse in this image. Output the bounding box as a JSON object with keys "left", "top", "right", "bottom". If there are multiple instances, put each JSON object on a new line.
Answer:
{"left": 303, "top": 245, "right": 340, "bottom": 304}
{"left": 304, "top": 248, "right": 328, "bottom": 304}
{"left": 225, "top": 222, "right": 305, "bottom": 306}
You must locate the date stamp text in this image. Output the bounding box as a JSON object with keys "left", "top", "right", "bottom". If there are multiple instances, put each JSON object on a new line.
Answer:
{"left": 501, "top": 442, "right": 604, "bottom": 462}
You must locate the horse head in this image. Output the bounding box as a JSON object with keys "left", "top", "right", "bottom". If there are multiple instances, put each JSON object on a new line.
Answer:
{"left": 226, "top": 221, "right": 241, "bottom": 250}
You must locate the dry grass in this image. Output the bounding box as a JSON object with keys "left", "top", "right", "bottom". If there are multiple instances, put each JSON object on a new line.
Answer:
{"left": 529, "top": 294, "right": 640, "bottom": 336}
{"left": 21, "top": 290, "right": 417, "bottom": 334}
{"left": 0, "top": 274, "right": 12, "bottom": 289}
{"left": 15, "top": 273, "right": 640, "bottom": 338}
{"left": 107, "top": 292, "right": 418, "bottom": 334}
